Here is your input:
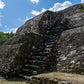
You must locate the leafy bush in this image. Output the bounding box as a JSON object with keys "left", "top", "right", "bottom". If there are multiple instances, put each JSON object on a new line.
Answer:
{"left": 80, "top": 4, "right": 84, "bottom": 12}
{"left": 80, "top": 9, "right": 84, "bottom": 12}
{"left": 0, "top": 32, "right": 14, "bottom": 41}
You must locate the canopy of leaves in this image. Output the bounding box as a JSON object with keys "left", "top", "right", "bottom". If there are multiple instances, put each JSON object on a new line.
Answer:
{"left": 0, "top": 32, "right": 14, "bottom": 41}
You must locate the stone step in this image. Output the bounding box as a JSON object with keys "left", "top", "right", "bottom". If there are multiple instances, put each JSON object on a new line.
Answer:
{"left": 19, "top": 73, "right": 31, "bottom": 79}
{"left": 32, "top": 56, "right": 47, "bottom": 60}
{"left": 47, "top": 39, "right": 55, "bottom": 42}
{"left": 22, "top": 69, "right": 38, "bottom": 75}
{"left": 32, "top": 71, "right": 38, "bottom": 75}
{"left": 21, "top": 69, "right": 33, "bottom": 75}
{"left": 25, "top": 60, "right": 44, "bottom": 66}
{"left": 34, "top": 51, "right": 49, "bottom": 56}
{"left": 25, "top": 64, "right": 40, "bottom": 69}
{"left": 28, "top": 60, "right": 44, "bottom": 64}
{"left": 19, "top": 74, "right": 29, "bottom": 79}
{"left": 46, "top": 44, "right": 53, "bottom": 48}
{"left": 39, "top": 51, "right": 49, "bottom": 54}
{"left": 22, "top": 69, "right": 30, "bottom": 72}
{"left": 45, "top": 48, "right": 52, "bottom": 52}
{"left": 49, "top": 35, "right": 57, "bottom": 38}
{"left": 45, "top": 41, "right": 55, "bottom": 45}
{"left": 36, "top": 49, "right": 45, "bottom": 52}
{"left": 24, "top": 55, "right": 46, "bottom": 61}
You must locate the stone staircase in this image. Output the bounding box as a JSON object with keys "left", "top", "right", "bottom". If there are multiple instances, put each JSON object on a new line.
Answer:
{"left": 19, "top": 30, "right": 57, "bottom": 79}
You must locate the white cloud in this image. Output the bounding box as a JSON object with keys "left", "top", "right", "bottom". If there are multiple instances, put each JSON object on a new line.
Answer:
{"left": 7, "top": 28, "right": 18, "bottom": 33}
{"left": 32, "top": 8, "right": 46, "bottom": 15}
{"left": 50, "top": 1, "right": 72, "bottom": 11}
{"left": 81, "top": 0, "right": 84, "bottom": 3}
{"left": 0, "top": 2, "right": 4, "bottom": 27}
{"left": 30, "top": 0, "right": 39, "bottom": 3}
{"left": 32, "top": 10, "right": 40, "bottom": 16}
{"left": 0, "top": 0, "right": 5, "bottom": 9}
{"left": 32, "top": 1, "right": 72, "bottom": 16}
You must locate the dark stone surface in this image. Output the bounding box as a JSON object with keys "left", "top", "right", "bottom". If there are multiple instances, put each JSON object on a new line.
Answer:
{"left": 57, "top": 26, "right": 84, "bottom": 74}
{"left": 0, "top": 4, "right": 84, "bottom": 77}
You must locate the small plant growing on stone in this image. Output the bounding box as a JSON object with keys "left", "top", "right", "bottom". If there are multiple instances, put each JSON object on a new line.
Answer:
{"left": 80, "top": 4, "right": 84, "bottom": 12}
{"left": 80, "top": 9, "right": 84, "bottom": 12}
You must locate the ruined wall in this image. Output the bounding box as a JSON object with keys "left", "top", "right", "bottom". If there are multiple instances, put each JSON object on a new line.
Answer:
{"left": 57, "top": 26, "right": 84, "bottom": 74}
{"left": 26, "top": 76, "right": 74, "bottom": 84}
{"left": 0, "top": 4, "right": 84, "bottom": 77}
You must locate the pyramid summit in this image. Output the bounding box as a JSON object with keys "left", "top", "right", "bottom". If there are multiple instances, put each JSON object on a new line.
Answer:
{"left": 0, "top": 4, "right": 84, "bottom": 78}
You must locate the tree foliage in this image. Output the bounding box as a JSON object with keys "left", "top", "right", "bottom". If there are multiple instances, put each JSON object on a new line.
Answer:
{"left": 80, "top": 4, "right": 84, "bottom": 12}
{"left": 0, "top": 32, "right": 14, "bottom": 41}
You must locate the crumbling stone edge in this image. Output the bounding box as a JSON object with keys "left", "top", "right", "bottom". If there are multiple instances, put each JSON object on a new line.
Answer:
{"left": 26, "top": 77, "right": 73, "bottom": 84}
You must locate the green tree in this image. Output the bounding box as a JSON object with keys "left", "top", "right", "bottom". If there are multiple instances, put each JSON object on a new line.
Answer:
{"left": 0, "top": 32, "right": 14, "bottom": 42}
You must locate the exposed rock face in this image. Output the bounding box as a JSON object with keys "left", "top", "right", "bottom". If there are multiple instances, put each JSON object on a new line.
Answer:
{"left": 0, "top": 33, "right": 45, "bottom": 77}
{"left": 0, "top": 4, "right": 84, "bottom": 77}
{"left": 57, "top": 26, "right": 84, "bottom": 74}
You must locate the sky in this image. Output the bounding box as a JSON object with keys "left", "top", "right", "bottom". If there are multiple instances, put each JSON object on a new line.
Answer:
{"left": 0, "top": 0, "right": 84, "bottom": 33}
